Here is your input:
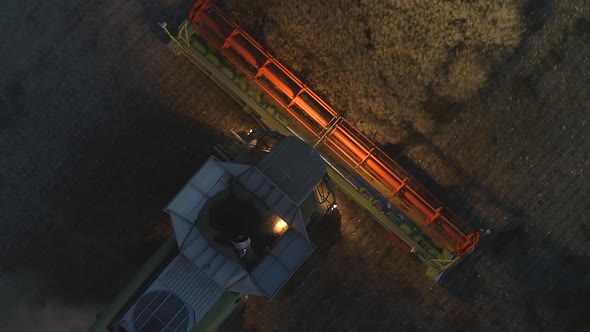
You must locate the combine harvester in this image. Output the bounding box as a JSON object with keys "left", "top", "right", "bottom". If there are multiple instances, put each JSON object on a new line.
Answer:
{"left": 90, "top": 1, "right": 480, "bottom": 331}
{"left": 162, "top": 0, "right": 480, "bottom": 274}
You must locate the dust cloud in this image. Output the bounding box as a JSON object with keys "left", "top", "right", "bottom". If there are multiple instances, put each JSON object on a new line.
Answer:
{"left": 0, "top": 273, "right": 99, "bottom": 332}
{"left": 1, "top": 299, "right": 98, "bottom": 332}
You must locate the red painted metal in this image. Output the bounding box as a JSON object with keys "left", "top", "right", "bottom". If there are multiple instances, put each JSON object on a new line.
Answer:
{"left": 187, "top": 0, "right": 480, "bottom": 256}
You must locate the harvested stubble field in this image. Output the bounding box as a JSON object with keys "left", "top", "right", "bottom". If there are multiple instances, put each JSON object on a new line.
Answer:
{"left": 0, "top": 0, "right": 588, "bottom": 331}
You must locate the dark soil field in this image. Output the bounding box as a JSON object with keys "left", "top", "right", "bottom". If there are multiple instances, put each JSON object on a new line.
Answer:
{"left": 1, "top": 0, "right": 588, "bottom": 331}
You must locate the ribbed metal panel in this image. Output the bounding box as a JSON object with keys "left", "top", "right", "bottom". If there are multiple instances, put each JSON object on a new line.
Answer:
{"left": 235, "top": 167, "right": 304, "bottom": 233}
{"left": 159, "top": 254, "right": 224, "bottom": 323}
{"left": 165, "top": 157, "right": 230, "bottom": 228}
{"left": 250, "top": 229, "right": 315, "bottom": 300}
{"left": 258, "top": 137, "right": 326, "bottom": 206}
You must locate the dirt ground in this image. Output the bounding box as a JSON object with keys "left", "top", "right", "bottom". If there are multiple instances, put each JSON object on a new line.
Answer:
{"left": 0, "top": 0, "right": 588, "bottom": 332}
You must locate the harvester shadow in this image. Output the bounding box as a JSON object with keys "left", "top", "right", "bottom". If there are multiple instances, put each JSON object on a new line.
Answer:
{"left": 307, "top": 208, "right": 343, "bottom": 253}
{"left": 383, "top": 128, "right": 590, "bottom": 330}
{"left": 442, "top": 221, "right": 590, "bottom": 330}
{"left": 15, "top": 93, "right": 230, "bottom": 308}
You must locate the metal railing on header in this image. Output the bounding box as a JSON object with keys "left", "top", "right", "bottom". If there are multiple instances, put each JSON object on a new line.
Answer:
{"left": 182, "top": 0, "right": 479, "bottom": 258}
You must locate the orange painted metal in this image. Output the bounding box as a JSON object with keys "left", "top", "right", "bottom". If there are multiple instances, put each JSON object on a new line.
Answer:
{"left": 188, "top": 0, "right": 479, "bottom": 256}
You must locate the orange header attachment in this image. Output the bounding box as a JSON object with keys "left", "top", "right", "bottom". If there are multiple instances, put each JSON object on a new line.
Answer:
{"left": 187, "top": 0, "right": 480, "bottom": 256}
